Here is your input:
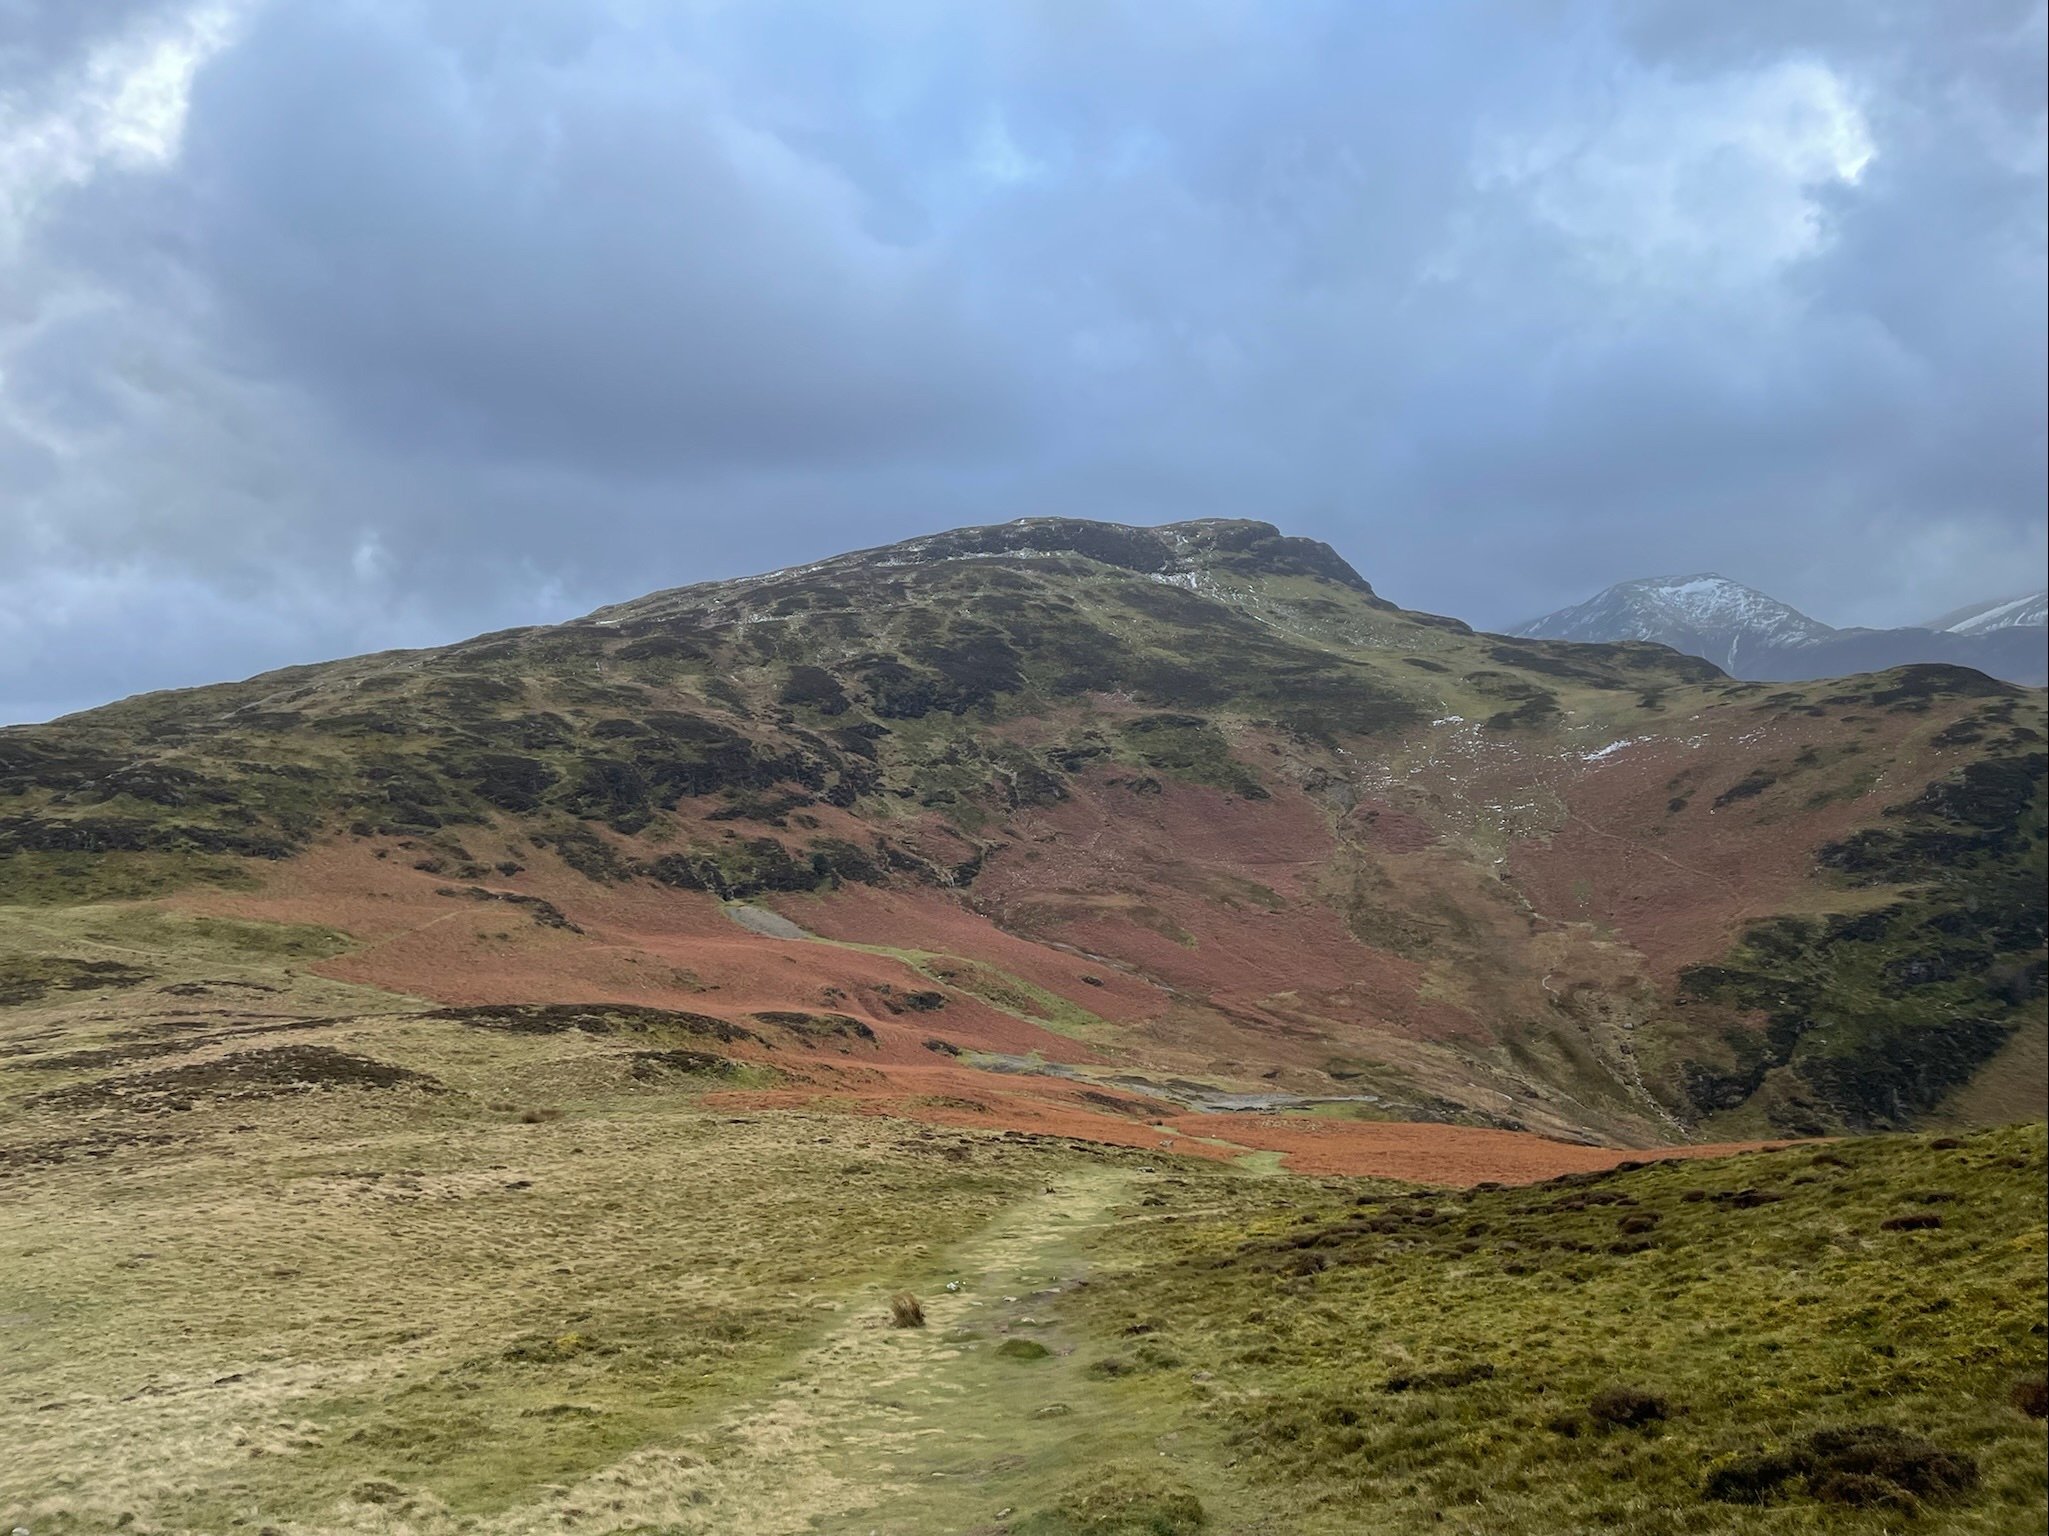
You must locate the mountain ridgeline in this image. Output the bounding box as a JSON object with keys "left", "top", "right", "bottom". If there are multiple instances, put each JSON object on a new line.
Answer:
{"left": 2, "top": 517, "right": 2044, "bottom": 1144}
{"left": 1515, "top": 574, "right": 2049, "bottom": 686}
{"left": 0, "top": 519, "right": 1694, "bottom": 879}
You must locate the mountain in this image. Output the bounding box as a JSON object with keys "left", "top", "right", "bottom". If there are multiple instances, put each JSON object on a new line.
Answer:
{"left": 5, "top": 514, "right": 2041, "bottom": 1151}
{"left": 1505, "top": 574, "right": 1834, "bottom": 658}
{"left": 1513, "top": 574, "right": 2049, "bottom": 686}
{"left": 1925, "top": 589, "right": 2049, "bottom": 636}
{"left": 4, "top": 516, "right": 2045, "bottom": 1532}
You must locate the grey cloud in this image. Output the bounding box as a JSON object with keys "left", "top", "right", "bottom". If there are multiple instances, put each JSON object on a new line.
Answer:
{"left": 1, "top": 0, "right": 2041, "bottom": 719}
{"left": 0, "top": 0, "right": 183, "bottom": 85}
{"left": 175, "top": 3, "right": 1023, "bottom": 475}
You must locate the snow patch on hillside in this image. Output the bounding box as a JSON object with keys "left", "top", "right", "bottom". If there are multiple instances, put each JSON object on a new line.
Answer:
{"left": 1923, "top": 591, "right": 2048, "bottom": 635}
{"left": 1581, "top": 737, "right": 1645, "bottom": 763}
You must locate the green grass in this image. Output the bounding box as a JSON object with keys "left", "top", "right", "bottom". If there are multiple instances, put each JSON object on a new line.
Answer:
{"left": 0, "top": 1067, "right": 1090, "bottom": 1532}
{"left": 1655, "top": 748, "right": 2047, "bottom": 1138}
{"left": 0, "top": 902, "right": 395, "bottom": 1035}
{"left": 914, "top": 954, "right": 1120, "bottom": 1041}
{"left": 1014, "top": 1464, "right": 1210, "bottom": 1535}
{"left": 1057, "top": 1125, "right": 2048, "bottom": 1534}
{"left": 797, "top": 930, "right": 1122, "bottom": 1043}
{"left": 0, "top": 849, "right": 262, "bottom": 905}
{"left": 74, "top": 906, "right": 357, "bottom": 961}
{"left": 5, "top": 910, "right": 2043, "bottom": 1536}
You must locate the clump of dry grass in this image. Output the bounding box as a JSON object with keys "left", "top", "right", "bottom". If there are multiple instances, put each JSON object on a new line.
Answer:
{"left": 889, "top": 1291, "right": 925, "bottom": 1328}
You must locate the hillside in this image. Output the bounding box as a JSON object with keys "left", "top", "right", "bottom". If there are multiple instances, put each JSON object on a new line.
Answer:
{"left": 1514, "top": 574, "right": 2049, "bottom": 686}
{"left": 3, "top": 517, "right": 2046, "bottom": 1535}
{"left": 6, "top": 1024, "right": 2041, "bottom": 1534}
{"left": 3, "top": 518, "right": 2044, "bottom": 1154}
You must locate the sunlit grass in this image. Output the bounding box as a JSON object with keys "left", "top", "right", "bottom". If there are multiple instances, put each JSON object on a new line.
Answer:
{"left": 1065, "top": 1125, "right": 2048, "bottom": 1533}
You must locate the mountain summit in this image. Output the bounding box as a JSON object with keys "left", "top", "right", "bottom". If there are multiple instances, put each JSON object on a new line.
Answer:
{"left": 1514, "top": 574, "right": 2048, "bottom": 685}
{"left": 1507, "top": 574, "right": 1831, "bottom": 668}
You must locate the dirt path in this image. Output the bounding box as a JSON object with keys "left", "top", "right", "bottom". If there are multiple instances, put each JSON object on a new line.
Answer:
{"left": 460, "top": 1164, "right": 1145, "bottom": 1536}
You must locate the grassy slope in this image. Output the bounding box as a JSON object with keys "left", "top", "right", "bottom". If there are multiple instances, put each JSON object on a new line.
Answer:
{"left": 4, "top": 521, "right": 2046, "bottom": 1535}
{"left": 1, "top": 899, "right": 2042, "bottom": 1532}
{"left": 6, "top": 942, "right": 2041, "bottom": 1536}
{"left": 1053, "top": 1124, "right": 2048, "bottom": 1535}
{"left": 1656, "top": 723, "right": 2048, "bottom": 1140}
{"left": 1, "top": 1009, "right": 1093, "bottom": 1531}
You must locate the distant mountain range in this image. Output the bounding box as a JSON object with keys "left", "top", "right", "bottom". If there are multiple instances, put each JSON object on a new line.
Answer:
{"left": 1510, "top": 574, "right": 2048, "bottom": 685}
{"left": 1924, "top": 590, "right": 2049, "bottom": 637}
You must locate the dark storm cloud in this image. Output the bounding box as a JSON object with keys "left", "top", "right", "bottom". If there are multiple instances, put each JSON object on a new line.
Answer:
{"left": 181, "top": 2, "right": 1020, "bottom": 473}
{"left": 2, "top": 0, "right": 2042, "bottom": 720}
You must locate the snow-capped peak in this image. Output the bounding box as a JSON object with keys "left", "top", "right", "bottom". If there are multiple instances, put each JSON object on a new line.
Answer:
{"left": 1506, "top": 572, "right": 2046, "bottom": 684}
{"left": 1921, "top": 591, "right": 2048, "bottom": 636}
{"left": 1509, "top": 574, "right": 1833, "bottom": 657}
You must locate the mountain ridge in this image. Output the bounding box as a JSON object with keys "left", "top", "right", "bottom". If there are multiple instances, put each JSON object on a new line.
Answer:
{"left": 1515, "top": 572, "right": 2048, "bottom": 685}
{"left": 1926, "top": 589, "right": 2049, "bottom": 636}
{"left": 593, "top": 517, "right": 1396, "bottom": 622}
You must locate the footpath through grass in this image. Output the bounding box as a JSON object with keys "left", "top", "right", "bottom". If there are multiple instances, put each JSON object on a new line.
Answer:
{"left": 4, "top": 896, "right": 2043, "bottom": 1536}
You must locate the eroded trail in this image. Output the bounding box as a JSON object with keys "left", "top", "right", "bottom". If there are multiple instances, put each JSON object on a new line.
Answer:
{"left": 466, "top": 1164, "right": 1144, "bottom": 1536}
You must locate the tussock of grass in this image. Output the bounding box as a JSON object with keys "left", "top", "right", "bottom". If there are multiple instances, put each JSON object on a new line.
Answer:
{"left": 1069, "top": 1126, "right": 2048, "bottom": 1533}
{"left": 1016, "top": 1463, "right": 1208, "bottom": 1535}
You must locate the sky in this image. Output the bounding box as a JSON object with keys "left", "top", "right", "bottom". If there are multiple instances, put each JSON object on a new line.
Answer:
{"left": 2, "top": 0, "right": 2044, "bottom": 723}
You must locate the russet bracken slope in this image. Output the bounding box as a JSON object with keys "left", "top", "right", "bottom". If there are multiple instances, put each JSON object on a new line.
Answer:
{"left": 3, "top": 516, "right": 2044, "bottom": 1148}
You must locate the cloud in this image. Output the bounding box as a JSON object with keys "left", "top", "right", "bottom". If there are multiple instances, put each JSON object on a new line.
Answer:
{"left": 180, "top": 3, "right": 1021, "bottom": 474}
{"left": 1475, "top": 58, "right": 1875, "bottom": 289}
{"left": 0, "top": 0, "right": 242, "bottom": 256}
{"left": 1, "top": 0, "right": 2042, "bottom": 720}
